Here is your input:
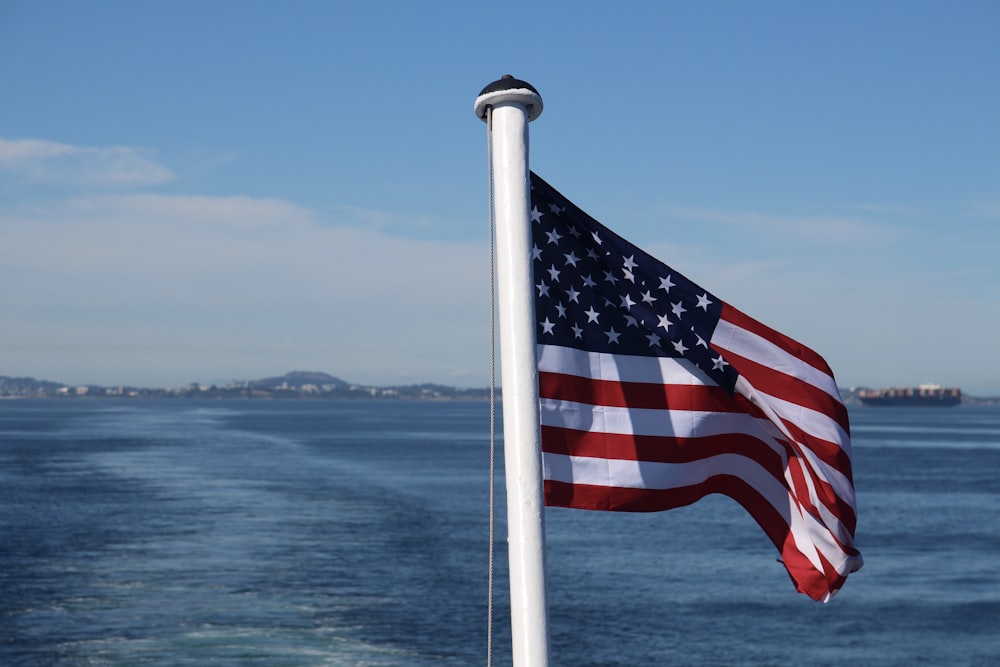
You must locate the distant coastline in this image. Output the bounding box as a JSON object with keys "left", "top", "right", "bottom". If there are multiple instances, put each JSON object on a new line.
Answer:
{"left": 3, "top": 373, "right": 998, "bottom": 405}
{"left": 0, "top": 371, "right": 491, "bottom": 401}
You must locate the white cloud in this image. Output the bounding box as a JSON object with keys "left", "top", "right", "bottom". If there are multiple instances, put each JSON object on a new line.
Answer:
{"left": 850, "top": 202, "right": 922, "bottom": 217}
{"left": 2, "top": 182, "right": 997, "bottom": 394}
{"left": 964, "top": 199, "right": 1000, "bottom": 220}
{"left": 0, "top": 191, "right": 491, "bottom": 387}
{"left": 0, "top": 137, "right": 175, "bottom": 188}
{"left": 664, "top": 206, "right": 898, "bottom": 245}
{"left": 331, "top": 204, "right": 447, "bottom": 233}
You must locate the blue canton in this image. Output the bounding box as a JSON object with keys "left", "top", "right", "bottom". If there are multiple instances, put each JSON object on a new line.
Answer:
{"left": 529, "top": 172, "right": 739, "bottom": 393}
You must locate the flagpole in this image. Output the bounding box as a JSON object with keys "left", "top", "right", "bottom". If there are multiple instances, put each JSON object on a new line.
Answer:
{"left": 475, "top": 75, "right": 549, "bottom": 667}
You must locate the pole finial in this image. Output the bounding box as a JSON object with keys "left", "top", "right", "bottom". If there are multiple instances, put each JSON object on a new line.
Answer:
{"left": 474, "top": 75, "right": 543, "bottom": 122}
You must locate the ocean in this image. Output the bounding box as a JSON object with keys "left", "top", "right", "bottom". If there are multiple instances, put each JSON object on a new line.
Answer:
{"left": 1, "top": 399, "right": 998, "bottom": 666}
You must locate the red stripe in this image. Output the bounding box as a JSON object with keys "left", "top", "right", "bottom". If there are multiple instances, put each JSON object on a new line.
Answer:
{"left": 777, "top": 418, "right": 858, "bottom": 534}
{"left": 779, "top": 417, "right": 854, "bottom": 484}
{"left": 701, "top": 333, "right": 857, "bottom": 534}
{"left": 540, "top": 373, "right": 860, "bottom": 562}
{"left": 539, "top": 371, "right": 760, "bottom": 415}
{"left": 541, "top": 425, "right": 786, "bottom": 476}
{"left": 544, "top": 475, "right": 840, "bottom": 602}
{"left": 542, "top": 423, "right": 857, "bottom": 590}
{"left": 720, "top": 303, "right": 832, "bottom": 376}
{"left": 714, "top": 346, "right": 850, "bottom": 435}
{"left": 782, "top": 456, "right": 842, "bottom": 548}
{"left": 779, "top": 529, "right": 848, "bottom": 601}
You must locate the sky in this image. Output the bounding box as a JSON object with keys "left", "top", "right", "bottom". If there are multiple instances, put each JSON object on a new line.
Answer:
{"left": 1, "top": 1, "right": 998, "bottom": 394}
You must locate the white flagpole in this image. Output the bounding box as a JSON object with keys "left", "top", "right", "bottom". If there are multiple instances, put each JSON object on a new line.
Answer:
{"left": 475, "top": 75, "right": 549, "bottom": 667}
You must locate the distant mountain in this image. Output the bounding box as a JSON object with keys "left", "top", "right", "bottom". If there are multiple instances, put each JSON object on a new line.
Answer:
{"left": 248, "top": 371, "right": 350, "bottom": 391}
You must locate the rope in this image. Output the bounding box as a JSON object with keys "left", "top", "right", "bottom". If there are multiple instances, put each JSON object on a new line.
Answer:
{"left": 485, "top": 105, "right": 498, "bottom": 667}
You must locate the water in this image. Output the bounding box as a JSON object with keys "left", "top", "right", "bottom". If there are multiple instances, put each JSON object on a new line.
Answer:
{"left": 1, "top": 400, "right": 998, "bottom": 666}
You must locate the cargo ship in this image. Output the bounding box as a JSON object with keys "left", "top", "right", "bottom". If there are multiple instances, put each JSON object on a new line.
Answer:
{"left": 857, "top": 384, "right": 962, "bottom": 407}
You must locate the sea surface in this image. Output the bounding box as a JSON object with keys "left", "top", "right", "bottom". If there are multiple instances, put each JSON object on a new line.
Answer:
{"left": 1, "top": 399, "right": 998, "bottom": 666}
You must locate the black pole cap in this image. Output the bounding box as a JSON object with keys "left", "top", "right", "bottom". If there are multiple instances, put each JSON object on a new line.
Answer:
{"left": 474, "top": 75, "right": 543, "bottom": 122}
{"left": 478, "top": 74, "right": 540, "bottom": 98}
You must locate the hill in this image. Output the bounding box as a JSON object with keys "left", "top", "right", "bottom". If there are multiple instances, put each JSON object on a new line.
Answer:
{"left": 249, "top": 371, "right": 349, "bottom": 391}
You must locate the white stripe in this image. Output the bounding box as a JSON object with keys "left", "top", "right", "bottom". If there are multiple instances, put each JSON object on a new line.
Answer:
{"left": 788, "top": 498, "right": 863, "bottom": 579}
{"left": 539, "top": 397, "right": 782, "bottom": 447}
{"left": 537, "top": 344, "right": 715, "bottom": 386}
{"left": 742, "top": 380, "right": 853, "bottom": 465}
{"left": 813, "top": 486, "right": 857, "bottom": 548}
{"left": 544, "top": 451, "right": 859, "bottom": 578}
{"left": 782, "top": 457, "right": 856, "bottom": 562}
{"left": 538, "top": 340, "right": 861, "bottom": 592}
{"left": 759, "top": 389, "right": 850, "bottom": 450}
{"left": 712, "top": 317, "right": 841, "bottom": 403}
{"left": 736, "top": 377, "right": 858, "bottom": 546}
{"left": 736, "top": 378, "right": 856, "bottom": 509}
{"left": 544, "top": 450, "right": 784, "bottom": 494}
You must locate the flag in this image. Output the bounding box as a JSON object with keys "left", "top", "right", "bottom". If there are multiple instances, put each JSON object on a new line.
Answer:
{"left": 529, "top": 172, "right": 862, "bottom": 601}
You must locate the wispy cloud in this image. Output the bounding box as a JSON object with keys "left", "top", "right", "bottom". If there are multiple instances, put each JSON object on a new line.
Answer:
{"left": 849, "top": 202, "right": 923, "bottom": 217}
{"left": 664, "top": 206, "right": 898, "bottom": 245}
{"left": 964, "top": 199, "right": 1000, "bottom": 220}
{"left": 0, "top": 190, "right": 490, "bottom": 386}
{"left": 0, "top": 137, "right": 175, "bottom": 188}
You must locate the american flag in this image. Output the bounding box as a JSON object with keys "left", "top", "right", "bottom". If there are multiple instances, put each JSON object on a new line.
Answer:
{"left": 529, "top": 172, "right": 862, "bottom": 601}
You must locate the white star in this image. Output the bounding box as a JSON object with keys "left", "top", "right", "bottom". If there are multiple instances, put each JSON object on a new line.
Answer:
{"left": 536, "top": 281, "right": 549, "bottom": 297}
{"left": 605, "top": 327, "right": 621, "bottom": 344}
{"left": 712, "top": 355, "right": 729, "bottom": 370}
{"left": 531, "top": 244, "right": 543, "bottom": 261}
{"left": 672, "top": 339, "right": 689, "bottom": 355}
{"left": 547, "top": 265, "right": 561, "bottom": 282}
{"left": 640, "top": 290, "right": 657, "bottom": 305}
{"left": 622, "top": 269, "right": 635, "bottom": 284}
{"left": 584, "top": 307, "right": 600, "bottom": 323}
{"left": 603, "top": 271, "right": 618, "bottom": 285}
{"left": 603, "top": 297, "right": 615, "bottom": 308}
{"left": 622, "top": 255, "right": 638, "bottom": 271}
{"left": 571, "top": 323, "right": 583, "bottom": 339}
{"left": 671, "top": 300, "right": 687, "bottom": 318}
{"left": 565, "top": 286, "right": 580, "bottom": 303}
{"left": 530, "top": 206, "right": 543, "bottom": 223}
{"left": 548, "top": 203, "right": 564, "bottom": 215}
{"left": 696, "top": 293, "right": 712, "bottom": 311}
{"left": 546, "top": 229, "right": 562, "bottom": 245}
{"left": 540, "top": 318, "right": 555, "bottom": 335}
{"left": 659, "top": 275, "right": 675, "bottom": 293}
{"left": 624, "top": 315, "right": 639, "bottom": 328}
{"left": 587, "top": 248, "right": 600, "bottom": 261}
{"left": 692, "top": 328, "right": 708, "bottom": 348}
{"left": 657, "top": 314, "right": 672, "bottom": 331}
{"left": 563, "top": 251, "right": 580, "bottom": 267}
{"left": 646, "top": 333, "right": 661, "bottom": 348}
{"left": 619, "top": 294, "right": 636, "bottom": 309}
{"left": 592, "top": 231, "right": 603, "bottom": 245}
{"left": 556, "top": 302, "right": 567, "bottom": 318}
{"left": 567, "top": 225, "right": 582, "bottom": 238}
{"left": 582, "top": 275, "right": 596, "bottom": 288}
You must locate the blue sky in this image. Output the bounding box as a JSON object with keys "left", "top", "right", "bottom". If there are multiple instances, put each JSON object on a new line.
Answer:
{"left": 1, "top": 1, "right": 998, "bottom": 394}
